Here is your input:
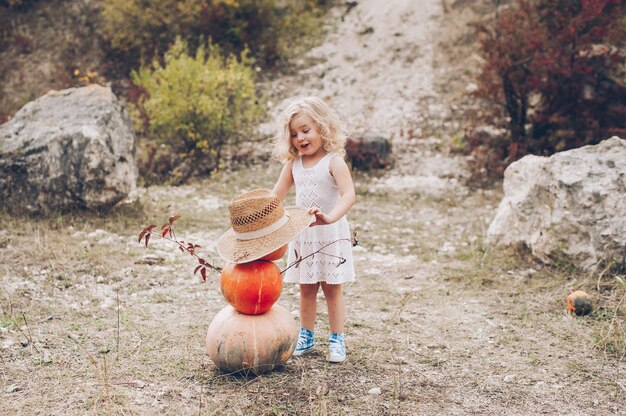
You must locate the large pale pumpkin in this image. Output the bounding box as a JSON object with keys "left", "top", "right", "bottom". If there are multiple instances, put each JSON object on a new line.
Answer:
{"left": 220, "top": 260, "right": 282, "bottom": 315}
{"left": 206, "top": 304, "right": 298, "bottom": 374}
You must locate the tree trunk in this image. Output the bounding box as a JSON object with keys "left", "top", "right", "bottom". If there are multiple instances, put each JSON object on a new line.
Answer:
{"left": 503, "top": 69, "right": 528, "bottom": 160}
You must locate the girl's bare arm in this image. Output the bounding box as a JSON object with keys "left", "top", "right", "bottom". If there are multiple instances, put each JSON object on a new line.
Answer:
{"left": 272, "top": 161, "right": 294, "bottom": 201}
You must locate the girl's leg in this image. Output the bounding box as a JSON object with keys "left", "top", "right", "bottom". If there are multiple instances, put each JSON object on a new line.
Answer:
{"left": 321, "top": 282, "right": 345, "bottom": 334}
{"left": 299, "top": 283, "right": 320, "bottom": 331}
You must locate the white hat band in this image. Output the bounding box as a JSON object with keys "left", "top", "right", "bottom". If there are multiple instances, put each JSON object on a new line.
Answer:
{"left": 233, "top": 214, "right": 289, "bottom": 241}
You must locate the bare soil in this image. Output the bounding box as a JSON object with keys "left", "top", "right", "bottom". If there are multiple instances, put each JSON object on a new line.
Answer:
{"left": 1, "top": 1, "right": 624, "bottom": 415}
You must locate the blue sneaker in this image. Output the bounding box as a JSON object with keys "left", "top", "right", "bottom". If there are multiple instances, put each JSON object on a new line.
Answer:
{"left": 328, "top": 333, "right": 346, "bottom": 363}
{"left": 293, "top": 328, "right": 315, "bottom": 356}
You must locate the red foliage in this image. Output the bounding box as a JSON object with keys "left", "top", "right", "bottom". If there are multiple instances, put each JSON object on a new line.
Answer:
{"left": 477, "top": 1, "right": 545, "bottom": 152}
{"left": 475, "top": 0, "right": 626, "bottom": 162}
{"left": 139, "top": 215, "right": 218, "bottom": 281}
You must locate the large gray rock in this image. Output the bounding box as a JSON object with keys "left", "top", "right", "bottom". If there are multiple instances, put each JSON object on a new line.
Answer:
{"left": 487, "top": 136, "right": 626, "bottom": 271}
{"left": 0, "top": 85, "right": 137, "bottom": 215}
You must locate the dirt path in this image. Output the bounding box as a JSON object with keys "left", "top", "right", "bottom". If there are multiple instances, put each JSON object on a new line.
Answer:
{"left": 1, "top": 167, "right": 623, "bottom": 415}
{"left": 347, "top": 189, "right": 625, "bottom": 415}
{"left": 1, "top": 1, "right": 624, "bottom": 415}
{"left": 265, "top": 0, "right": 441, "bottom": 137}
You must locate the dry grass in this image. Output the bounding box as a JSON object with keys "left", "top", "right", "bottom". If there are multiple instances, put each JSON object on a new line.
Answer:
{"left": 1, "top": 162, "right": 624, "bottom": 415}
{"left": 2, "top": 1, "right": 625, "bottom": 413}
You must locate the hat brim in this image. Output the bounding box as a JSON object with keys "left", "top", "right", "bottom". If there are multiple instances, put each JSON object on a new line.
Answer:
{"left": 217, "top": 207, "right": 315, "bottom": 264}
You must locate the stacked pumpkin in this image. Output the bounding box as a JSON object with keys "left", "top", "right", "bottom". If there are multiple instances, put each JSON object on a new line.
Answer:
{"left": 206, "top": 245, "right": 298, "bottom": 374}
{"left": 208, "top": 188, "right": 313, "bottom": 374}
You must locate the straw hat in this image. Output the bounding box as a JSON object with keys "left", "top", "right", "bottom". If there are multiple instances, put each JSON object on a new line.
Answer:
{"left": 217, "top": 188, "right": 314, "bottom": 264}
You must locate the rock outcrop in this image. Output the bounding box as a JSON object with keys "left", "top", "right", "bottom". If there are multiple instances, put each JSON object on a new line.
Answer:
{"left": 0, "top": 85, "right": 137, "bottom": 215}
{"left": 346, "top": 135, "right": 393, "bottom": 171}
{"left": 487, "top": 136, "right": 626, "bottom": 271}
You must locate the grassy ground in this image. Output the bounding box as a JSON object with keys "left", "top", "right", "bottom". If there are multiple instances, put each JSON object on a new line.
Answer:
{"left": 2, "top": 1, "right": 624, "bottom": 414}
{"left": 1, "top": 163, "right": 624, "bottom": 415}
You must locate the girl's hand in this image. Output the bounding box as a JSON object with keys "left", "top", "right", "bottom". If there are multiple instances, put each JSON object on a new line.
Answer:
{"left": 308, "top": 207, "right": 333, "bottom": 226}
{"left": 307, "top": 156, "right": 355, "bottom": 227}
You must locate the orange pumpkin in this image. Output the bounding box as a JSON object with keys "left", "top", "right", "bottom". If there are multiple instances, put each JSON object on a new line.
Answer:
{"left": 220, "top": 260, "right": 282, "bottom": 315}
{"left": 206, "top": 304, "right": 298, "bottom": 374}
{"left": 567, "top": 290, "right": 592, "bottom": 316}
{"left": 261, "top": 244, "right": 288, "bottom": 261}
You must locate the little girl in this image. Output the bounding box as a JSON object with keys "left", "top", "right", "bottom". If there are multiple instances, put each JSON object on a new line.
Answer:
{"left": 272, "top": 96, "right": 356, "bottom": 363}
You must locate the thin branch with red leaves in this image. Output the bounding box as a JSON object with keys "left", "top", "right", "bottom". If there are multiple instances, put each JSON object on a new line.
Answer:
{"left": 138, "top": 214, "right": 221, "bottom": 281}
{"left": 138, "top": 217, "right": 359, "bottom": 281}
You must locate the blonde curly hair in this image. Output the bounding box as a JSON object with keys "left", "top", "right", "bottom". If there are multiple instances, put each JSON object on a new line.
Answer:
{"left": 271, "top": 96, "right": 347, "bottom": 163}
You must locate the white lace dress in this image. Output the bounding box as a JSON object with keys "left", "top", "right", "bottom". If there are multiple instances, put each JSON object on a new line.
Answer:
{"left": 284, "top": 152, "right": 356, "bottom": 285}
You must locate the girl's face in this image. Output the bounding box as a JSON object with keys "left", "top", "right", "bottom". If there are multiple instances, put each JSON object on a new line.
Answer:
{"left": 289, "top": 113, "right": 324, "bottom": 158}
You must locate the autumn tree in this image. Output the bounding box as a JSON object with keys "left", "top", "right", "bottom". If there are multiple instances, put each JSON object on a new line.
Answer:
{"left": 475, "top": 0, "right": 626, "bottom": 160}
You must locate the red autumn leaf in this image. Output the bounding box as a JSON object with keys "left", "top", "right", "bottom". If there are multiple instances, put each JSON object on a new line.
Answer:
{"left": 138, "top": 224, "right": 157, "bottom": 243}
{"left": 137, "top": 215, "right": 224, "bottom": 281}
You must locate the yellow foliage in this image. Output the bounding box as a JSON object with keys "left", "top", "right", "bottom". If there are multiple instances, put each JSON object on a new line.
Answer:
{"left": 132, "top": 38, "right": 263, "bottom": 183}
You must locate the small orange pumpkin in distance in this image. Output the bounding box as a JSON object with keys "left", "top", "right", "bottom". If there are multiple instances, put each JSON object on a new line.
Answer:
{"left": 261, "top": 244, "right": 288, "bottom": 261}
{"left": 567, "top": 290, "right": 593, "bottom": 316}
{"left": 220, "top": 260, "right": 283, "bottom": 315}
{"left": 206, "top": 304, "right": 298, "bottom": 374}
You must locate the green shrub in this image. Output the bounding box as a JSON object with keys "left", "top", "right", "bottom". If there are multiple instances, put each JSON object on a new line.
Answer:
{"left": 132, "top": 38, "right": 263, "bottom": 184}
{"left": 101, "top": 0, "right": 330, "bottom": 74}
